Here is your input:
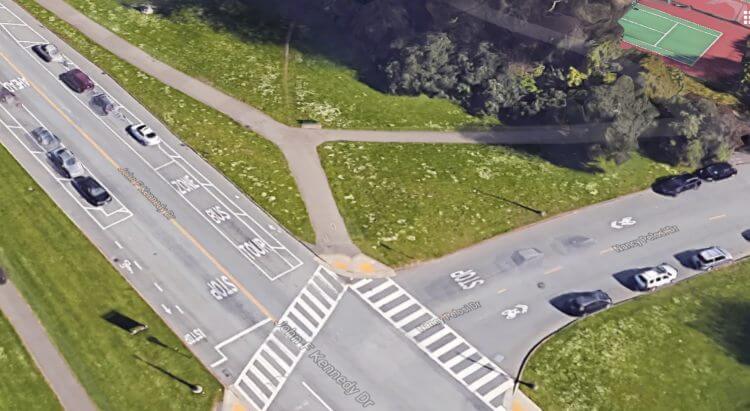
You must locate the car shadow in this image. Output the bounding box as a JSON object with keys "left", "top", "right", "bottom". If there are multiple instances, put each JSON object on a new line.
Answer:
{"left": 612, "top": 268, "right": 647, "bottom": 292}
{"left": 673, "top": 250, "right": 697, "bottom": 270}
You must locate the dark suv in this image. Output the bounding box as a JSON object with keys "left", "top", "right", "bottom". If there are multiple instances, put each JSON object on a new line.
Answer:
{"left": 72, "top": 176, "right": 112, "bottom": 206}
{"left": 566, "top": 290, "right": 612, "bottom": 316}
{"left": 59, "top": 69, "right": 94, "bottom": 93}
{"left": 696, "top": 162, "right": 737, "bottom": 181}
{"left": 652, "top": 173, "right": 701, "bottom": 197}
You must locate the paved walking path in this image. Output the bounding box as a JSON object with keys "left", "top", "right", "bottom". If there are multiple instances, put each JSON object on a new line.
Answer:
{"left": 29, "top": 0, "right": 612, "bottom": 261}
{"left": 0, "top": 281, "right": 98, "bottom": 411}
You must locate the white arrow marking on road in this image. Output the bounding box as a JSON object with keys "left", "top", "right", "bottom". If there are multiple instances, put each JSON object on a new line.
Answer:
{"left": 161, "top": 304, "right": 172, "bottom": 315}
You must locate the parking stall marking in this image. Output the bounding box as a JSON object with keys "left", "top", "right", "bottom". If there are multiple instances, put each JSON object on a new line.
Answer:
{"left": 0, "top": 99, "right": 132, "bottom": 229}
{"left": 233, "top": 265, "right": 346, "bottom": 411}
{"left": 0, "top": 9, "right": 303, "bottom": 281}
{"left": 351, "top": 278, "right": 513, "bottom": 411}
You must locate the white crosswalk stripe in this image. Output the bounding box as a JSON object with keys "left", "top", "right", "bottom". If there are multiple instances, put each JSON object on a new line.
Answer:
{"left": 233, "top": 265, "right": 346, "bottom": 411}
{"left": 351, "top": 278, "right": 513, "bottom": 411}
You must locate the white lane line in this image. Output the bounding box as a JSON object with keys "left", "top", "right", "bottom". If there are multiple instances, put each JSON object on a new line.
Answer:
{"left": 709, "top": 214, "right": 727, "bottom": 221}
{"left": 210, "top": 318, "right": 272, "bottom": 368}
{"left": 653, "top": 23, "right": 677, "bottom": 48}
{"left": 496, "top": 288, "right": 507, "bottom": 294}
{"left": 133, "top": 260, "right": 143, "bottom": 270}
{"left": 0, "top": 6, "right": 302, "bottom": 281}
{"left": 152, "top": 159, "right": 175, "bottom": 171}
{"left": 175, "top": 305, "right": 184, "bottom": 314}
{"left": 114, "top": 240, "right": 123, "bottom": 249}
{"left": 302, "top": 382, "right": 334, "bottom": 411}
{"left": 153, "top": 282, "right": 163, "bottom": 292}
{"left": 600, "top": 248, "right": 614, "bottom": 255}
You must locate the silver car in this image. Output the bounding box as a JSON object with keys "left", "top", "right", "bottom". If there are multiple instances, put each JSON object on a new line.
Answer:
{"left": 48, "top": 147, "right": 84, "bottom": 178}
{"left": 31, "top": 127, "right": 61, "bottom": 151}
{"left": 691, "top": 247, "right": 733, "bottom": 271}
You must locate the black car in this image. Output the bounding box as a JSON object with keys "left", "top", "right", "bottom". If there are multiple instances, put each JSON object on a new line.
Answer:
{"left": 652, "top": 173, "right": 701, "bottom": 196}
{"left": 696, "top": 162, "right": 737, "bottom": 181}
{"left": 566, "top": 290, "right": 612, "bottom": 316}
{"left": 72, "top": 176, "right": 112, "bottom": 206}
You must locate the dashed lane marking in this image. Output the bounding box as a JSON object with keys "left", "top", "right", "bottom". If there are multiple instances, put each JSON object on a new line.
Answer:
{"left": 543, "top": 266, "right": 562, "bottom": 275}
{"left": 0, "top": 53, "right": 275, "bottom": 322}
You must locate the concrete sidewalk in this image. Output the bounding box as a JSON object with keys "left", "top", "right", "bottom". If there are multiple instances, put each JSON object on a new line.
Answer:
{"left": 0, "top": 281, "right": 98, "bottom": 411}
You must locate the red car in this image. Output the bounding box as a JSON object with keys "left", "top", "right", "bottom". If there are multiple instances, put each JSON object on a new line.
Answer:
{"left": 59, "top": 68, "right": 94, "bottom": 93}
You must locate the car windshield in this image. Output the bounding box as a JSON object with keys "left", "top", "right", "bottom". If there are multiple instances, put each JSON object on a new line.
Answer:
{"left": 655, "top": 266, "right": 666, "bottom": 274}
{"left": 90, "top": 186, "right": 105, "bottom": 196}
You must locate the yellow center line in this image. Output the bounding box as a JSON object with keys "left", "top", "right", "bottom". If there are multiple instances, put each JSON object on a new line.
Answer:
{"left": 496, "top": 288, "right": 507, "bottom": 294}
{"left": 543, "top": 266, "right": 562, "bottom": 275}
{"left": 708, "top": 214, "right": 726, "bottom": 221}
{"left": 1, "top": 53, "right": 275, "bottom": 321}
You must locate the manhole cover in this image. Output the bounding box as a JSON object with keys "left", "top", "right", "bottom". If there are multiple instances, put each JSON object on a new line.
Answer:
{"left": 537, "top": 281, "right": 546, "bottom": 289}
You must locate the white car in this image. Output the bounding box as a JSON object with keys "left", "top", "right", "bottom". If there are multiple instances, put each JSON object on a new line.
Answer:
{"left": 126, "top": 124, "right": 161, "bottom": 146}
{"left": 634, "top": 263, "right": 677, "bottom": 291}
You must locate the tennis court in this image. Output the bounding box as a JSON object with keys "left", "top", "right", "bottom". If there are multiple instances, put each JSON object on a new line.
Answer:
{"left": 620, "top": 5, "right": 722, "bottom": 66}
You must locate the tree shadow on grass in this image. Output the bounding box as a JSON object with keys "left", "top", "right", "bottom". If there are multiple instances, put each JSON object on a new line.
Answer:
{"left": 688, "top": 300, "right": 750, "bottom": 366}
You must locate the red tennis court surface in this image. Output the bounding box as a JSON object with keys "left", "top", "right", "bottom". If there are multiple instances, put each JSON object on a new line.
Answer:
{"left": 621, "top": 0, "right": 750, "bottom": 81}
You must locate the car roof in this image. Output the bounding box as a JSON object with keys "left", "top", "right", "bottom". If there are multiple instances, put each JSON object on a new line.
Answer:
{"left": 699, "top": 247, "right": 725, "bottom": 259}
{"left": 638, "top": 269, "right": 670, "bottom": 281}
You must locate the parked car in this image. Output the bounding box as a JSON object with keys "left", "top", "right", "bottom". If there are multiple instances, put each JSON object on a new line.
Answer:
{"left": 691, "top": 246, "right": 733, "bottom": 271}
{"left": 652, "top": 173, "right": 701, "bottom": 196}
{"left": 126, "top": 123, "right": 161, "bottom": 146}
{"left": 48, "top": 147, "right": 84, "bottom": 178}
{"left": 30, "top": 126, "right": 61, "bottom": 151}
{"left": 31, "top": 43, "right": 63, "bottom": 63}
{"left": 0, "top": 88, "right": 17, "bottom": 105}
{"left": 696, "top": 162, "right": 737, "bottom": 181}
{"left": 59, "top": 69, "right": 94, "bottom": 93}
{"left": 566, "top": 290, "right": 612, "bottom": 316}
{"left": 634, "top": 263, "right": 677, "bottom": 291}
{"left": 91, "top": 92, "right": 116, "bottom": 115}
{"left": 511, "top": 248, "right": 544, "bottom": 267}
{"left": 71, "top": 176, "right": 111, "bottom": 206}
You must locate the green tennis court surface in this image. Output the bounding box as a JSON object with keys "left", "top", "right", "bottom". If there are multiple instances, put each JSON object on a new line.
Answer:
{"left": 619, "top": 5, "right": 722, "bottom": 66}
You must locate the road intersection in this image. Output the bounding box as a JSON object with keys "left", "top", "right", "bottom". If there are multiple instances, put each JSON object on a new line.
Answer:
{"left": 2, "top": 0, "right": 750, "bottom": 410}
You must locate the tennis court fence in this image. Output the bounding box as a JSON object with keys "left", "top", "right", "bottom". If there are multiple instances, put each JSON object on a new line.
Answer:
{"left": 648, "top": 0, "right": 750, "bottom": 26}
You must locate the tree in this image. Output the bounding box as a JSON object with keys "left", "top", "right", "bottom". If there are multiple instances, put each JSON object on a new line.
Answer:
{"left": 582, "top": 75, "right": 658, "bottom": 163}
{"left": 666, "top": 98, "right": 736, "bottom": 167}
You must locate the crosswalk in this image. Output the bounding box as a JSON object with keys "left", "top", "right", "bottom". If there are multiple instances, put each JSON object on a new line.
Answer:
{"left": 233, "top": 265, "right": 346, "bottom": 410}
{"left": 351, "top": 278, "right": 514, "bottom": 411}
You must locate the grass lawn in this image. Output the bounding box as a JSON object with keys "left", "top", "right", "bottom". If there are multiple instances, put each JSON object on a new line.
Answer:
{"left": 49, "top": 0, "right": 493, "bottom": 130}
{"left": 0, "top": 144, "right": 221, "bottom": 408}
{"left": 521, "top": 258, "right": 750, "bottom": 410}
{"left": 0, "top": 312, "right": 62, "bottom": 411}
{"left": 16, "top": 0, "right": 314, "bottom": 242}
{"left": 319, "top": 143, "right": 681, "bottom": 266}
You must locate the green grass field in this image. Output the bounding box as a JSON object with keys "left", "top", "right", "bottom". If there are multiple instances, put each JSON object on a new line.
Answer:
{"left": 16, "top": 0, "right": 315, "bottom": 243}
{"left": 0, "top": 143, "right": 221, "bottom": 408}
{"left": 522, "top": 257, "right": 750, "bottom": 410}
{"left": 0, "top": 312, "right": 62, "bottom": 411}
{"left": 319, "top": 143, "right": 682, "bottom": 266}
{"left": 52, "top": 0, "right": 494, "bottom": 130}
{"left": 620, "top": 5, "right": 721, "bottom": 66}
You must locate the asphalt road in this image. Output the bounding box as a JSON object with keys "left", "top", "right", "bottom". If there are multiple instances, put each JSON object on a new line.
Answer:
{"left": 398, "top": 164, "right": 750, "bottom": 377}
{"left": 4, "top": 1, "right": 750, "bottom": 411}
{"left": 0, "top": 2, "right": 496, "bottom": 410}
